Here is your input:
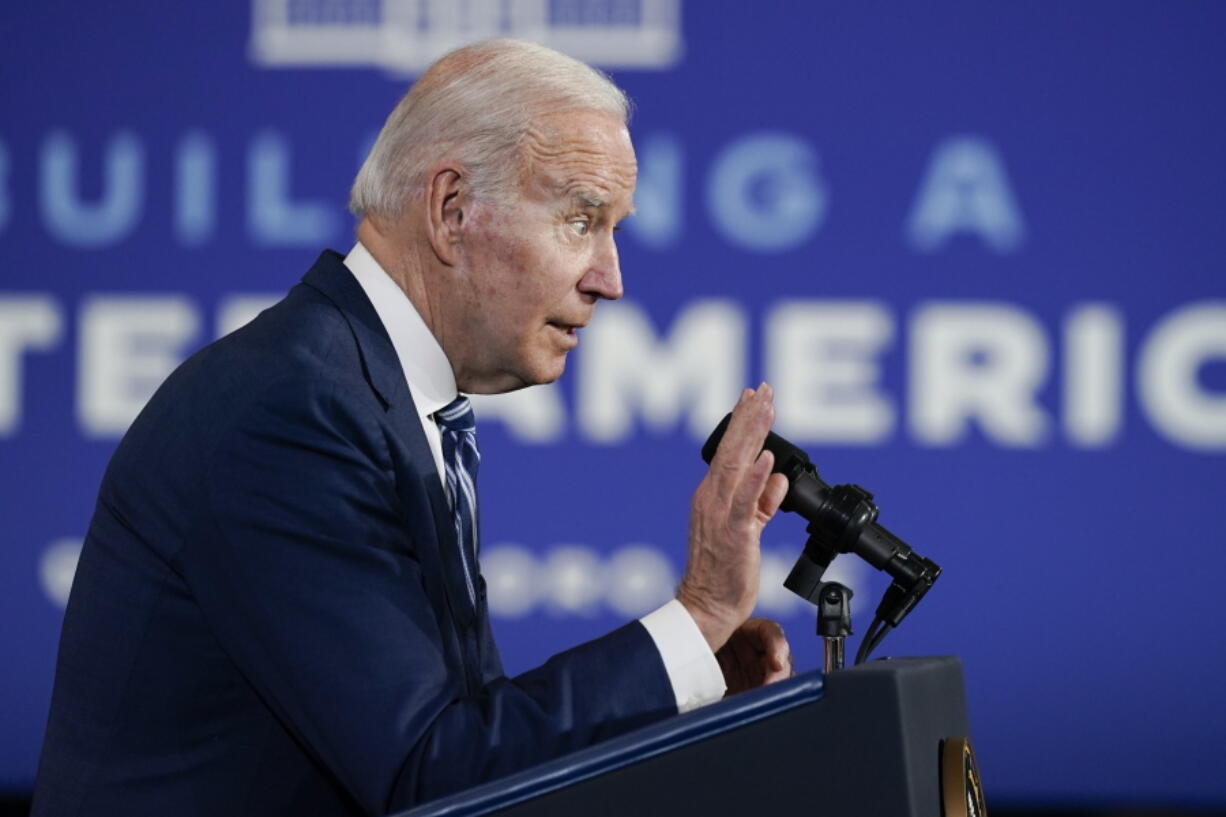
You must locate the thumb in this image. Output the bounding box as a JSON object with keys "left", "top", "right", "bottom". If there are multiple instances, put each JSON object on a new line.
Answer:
{"left": 757, "top": 473, "right": 789, "bottom": 522}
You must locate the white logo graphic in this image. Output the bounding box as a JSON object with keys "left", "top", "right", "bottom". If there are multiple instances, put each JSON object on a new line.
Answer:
{"left": 250, "top": 0, "right": 683, "bottom": 75}
{"left": 40, "top": 537, "right": 83, "bottom": 607}
{"left": 481, "top": 542, "right": 865, "bottom": 620}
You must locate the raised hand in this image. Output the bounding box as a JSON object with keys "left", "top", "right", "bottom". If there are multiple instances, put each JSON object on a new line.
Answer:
{"left": 677, "top": 383, "right": 790, "bottom": 652}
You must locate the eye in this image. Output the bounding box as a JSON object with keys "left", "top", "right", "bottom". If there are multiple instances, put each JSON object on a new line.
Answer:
{"left": 569, "top": 218, "right": 590, "bottom": 236}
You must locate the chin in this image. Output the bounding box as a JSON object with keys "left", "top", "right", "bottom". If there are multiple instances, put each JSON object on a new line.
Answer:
{"left": 527, "top": 362, "right": 567, "bottom": 386}
{"left": 470, "top": 358, "right": 567, "bottom": 394}
{"left": 467, "top": 341, "right": 572, "bottom": 393}
{"left": 524, "top": 352, "right": 569, "bottom": 386}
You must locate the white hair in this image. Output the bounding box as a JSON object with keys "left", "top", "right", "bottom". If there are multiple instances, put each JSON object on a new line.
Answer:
{"left": 349, "top": 39, "right": 630, "bottom": 218}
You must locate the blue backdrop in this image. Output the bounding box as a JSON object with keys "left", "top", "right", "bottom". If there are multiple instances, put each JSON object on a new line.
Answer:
{"left": 2, "top": 1, "right": 1225, "bottom": 808}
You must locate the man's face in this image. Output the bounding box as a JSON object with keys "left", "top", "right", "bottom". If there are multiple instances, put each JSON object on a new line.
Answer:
{"left": 448, "top": 109, "right": 637, "bottom": 393}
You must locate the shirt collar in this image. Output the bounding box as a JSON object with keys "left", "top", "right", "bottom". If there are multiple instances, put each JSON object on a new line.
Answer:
{"left": 343, "top": 241, "right": 457, "bottom": 420}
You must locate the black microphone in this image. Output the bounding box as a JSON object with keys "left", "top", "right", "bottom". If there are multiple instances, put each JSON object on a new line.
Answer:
{"left": 701, "top": 413, "right": 940, "bottom": 628}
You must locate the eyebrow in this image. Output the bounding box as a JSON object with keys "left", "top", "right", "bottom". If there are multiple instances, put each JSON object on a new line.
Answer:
{"left": 572, "top": 191, "right": 606, "bottom": 209}
{"left": 567, "top": 189, "right": 636, "bottom": 218}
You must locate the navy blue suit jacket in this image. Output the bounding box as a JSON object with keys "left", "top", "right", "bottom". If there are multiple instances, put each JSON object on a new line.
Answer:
{"left": 33, "top": 251, "right": 676, "bottom": 816}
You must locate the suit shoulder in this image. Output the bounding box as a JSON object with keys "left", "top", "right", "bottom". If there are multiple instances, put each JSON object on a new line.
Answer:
{"left": 113, "top": 283, "right": 378, "bottom": 472}
{"left": 212, "top": 283, "right": 358, "bottom": 379}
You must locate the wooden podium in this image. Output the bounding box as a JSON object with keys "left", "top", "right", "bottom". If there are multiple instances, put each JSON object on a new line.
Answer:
{"left": 394, "top": 656, "right": 979, "bottom": 817}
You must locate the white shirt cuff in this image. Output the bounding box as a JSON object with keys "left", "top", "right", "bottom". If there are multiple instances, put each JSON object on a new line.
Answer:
{"left": 639, "top": 599, "right": 727, "bottom": 713}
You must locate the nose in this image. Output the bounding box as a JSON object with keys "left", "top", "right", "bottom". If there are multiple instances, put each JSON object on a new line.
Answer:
{"left": 578, "top": 231, "right": 623, "bottom": 301}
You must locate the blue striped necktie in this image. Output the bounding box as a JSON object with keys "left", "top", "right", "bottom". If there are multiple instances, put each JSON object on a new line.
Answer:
{"left": 435, "top": 395, "right": 480, "bottom": 608}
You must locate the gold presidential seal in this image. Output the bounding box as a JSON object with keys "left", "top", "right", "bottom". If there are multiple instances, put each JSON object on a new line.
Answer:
{"left": 941, "top": 737, "right": 987, "bottom": 817}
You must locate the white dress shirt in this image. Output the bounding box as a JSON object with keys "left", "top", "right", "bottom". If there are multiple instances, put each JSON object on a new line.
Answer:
{"left": 343, "top": 242, "right": 726, "bottom": 713}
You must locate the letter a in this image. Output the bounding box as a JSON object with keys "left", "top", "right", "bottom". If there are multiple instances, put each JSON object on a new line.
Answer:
{"left": 906, "top": 136, "right": 1025, "bottom": 254}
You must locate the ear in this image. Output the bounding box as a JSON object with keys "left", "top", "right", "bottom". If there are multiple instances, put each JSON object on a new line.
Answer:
{"left": 425, "top": 166, "right": 466, "bottom": 267}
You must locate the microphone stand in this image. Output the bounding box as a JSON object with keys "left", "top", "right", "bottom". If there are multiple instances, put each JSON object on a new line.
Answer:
{"left": 818, "top": 582, "right": 853, "bottom": 673}
{"left": 699, "top": 412, "right": 941, "bottom": 666}
{"left": 783, "top": 484, "right": 941, "bottom": 666}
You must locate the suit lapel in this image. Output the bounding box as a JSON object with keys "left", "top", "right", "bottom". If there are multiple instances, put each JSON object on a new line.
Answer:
{"left": 301, "top": 251, "right": 478, "bottom": 631}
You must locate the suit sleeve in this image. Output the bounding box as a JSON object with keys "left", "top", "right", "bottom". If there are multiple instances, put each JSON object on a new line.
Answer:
{"left": 189, "top": 376, "right": 675, "bottom": 814}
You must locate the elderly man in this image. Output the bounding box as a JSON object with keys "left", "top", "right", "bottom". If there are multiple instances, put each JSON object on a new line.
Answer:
{"left": 33, "top": 40, "right": 791, "bottom": 816}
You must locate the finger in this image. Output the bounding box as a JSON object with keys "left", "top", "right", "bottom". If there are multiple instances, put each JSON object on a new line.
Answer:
{"left": 730, "top": 448, "right": 776, "bottom": 521}
{"left": 712, "top": 388, "right": 771, "bottom": 474}
{"left": 707, "top": 384, "right": 775, "bottom": 486}
{"left": 768, "top": 627, "right": 791, "bottom": 676}
{"left": 756, "top": 472, "right": 790, "bottom": 522}
{"left": 730, "top": 629, "right": 765, "bottom": 687}
{"left": 748, "top": 619, "right": 791, "bottom": 678}
{"left": 741, "top": 618, "right": 785, "bottom": 666}
{"left": 762, "top": 646, "right": 791, "bottom": 683}
{"left": 763, "top": 661, "right": 791, "bottom": 684}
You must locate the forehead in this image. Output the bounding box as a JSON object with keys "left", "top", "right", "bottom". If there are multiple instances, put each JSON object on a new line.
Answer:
{"left": 519, "top": 110, "right": 637, "bottom": 208}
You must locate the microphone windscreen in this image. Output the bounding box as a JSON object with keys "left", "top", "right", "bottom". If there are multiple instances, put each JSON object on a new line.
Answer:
{"left": 700, "top": 412, "right": 812, "bottom": 474}
{"left": 700, "top": 413, "right": 733, "bottom": 463}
